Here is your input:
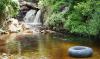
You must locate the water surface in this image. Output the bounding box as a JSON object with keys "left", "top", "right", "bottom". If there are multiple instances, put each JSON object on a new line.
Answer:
{"left": 0, "top": 33, "right": 100, "bottom": 59}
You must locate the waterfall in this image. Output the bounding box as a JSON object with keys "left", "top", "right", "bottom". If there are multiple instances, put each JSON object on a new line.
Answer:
{"left": 32, "top": 10, "right": 42, "bottom": 26}
{"left": 24, "top": 10, "right": 42, "bottom": 30}
{"left": 24, "top": 10, "right": 36, "bottom": 23}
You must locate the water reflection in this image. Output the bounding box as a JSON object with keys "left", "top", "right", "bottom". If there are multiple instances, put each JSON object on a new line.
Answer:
{"left": 0, "top": 33, "right": 100, "bottom": 59}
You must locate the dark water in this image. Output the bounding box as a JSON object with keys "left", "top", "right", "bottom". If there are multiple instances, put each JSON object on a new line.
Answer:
{"left": 0, "top": 33, "right": 100, "bottom": 59}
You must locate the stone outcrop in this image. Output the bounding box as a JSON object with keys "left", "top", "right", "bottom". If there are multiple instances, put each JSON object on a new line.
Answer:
{"left": 7, "top": 18, "right": 22, "bottom": 33}
{"left": 17, "top": 0, "right": 39, "bottom": 21}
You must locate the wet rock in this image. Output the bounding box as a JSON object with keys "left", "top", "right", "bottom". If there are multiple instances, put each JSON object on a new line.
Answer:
{"left": 0, "top": 29, "right": 5, "bottom": 33}
{"left": 45, "top": 30, "right": 56, "bottom": 34}
{"left": 25, "top": 30, "right": 33, "bottom": 33}
{"left": 40, "top": 29, "right": 56, "bottom": 35}
{"left": 17, "top": 0, "right": 39, "bottom": 21}
{"left": 40, "top": 30, "right": 47, "bottom": 34}
{"left": 0, "top": 29, "right": 7, "bottom": 35}
{"left": 22, "top": 23, "right": 30, "bottom": 30}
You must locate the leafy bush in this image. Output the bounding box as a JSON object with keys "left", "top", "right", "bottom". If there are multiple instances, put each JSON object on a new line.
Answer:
{"left": 39, "top": 0, "right": 69, "bottom": 13}
{"left": 45, "top": 13, "right": 65, "bottom": 29}
{"left": 64, "top": 0, "right": 100, "bottom": 35}
{"left": 0, "top": 0, "right": 19, "bottom": 28}
{"left": 0, "top": 0, "right": 19, "bottom": 17}
{"left": 40, "top": 0, "right": 100, "bottom": 36}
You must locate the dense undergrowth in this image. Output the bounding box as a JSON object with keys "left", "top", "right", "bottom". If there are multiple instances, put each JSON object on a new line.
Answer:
{"left": 0, "top": 0, "right": 19, "bottom": 28}
{"left": 39, "top": 0, "right": 100, "bottom": 38}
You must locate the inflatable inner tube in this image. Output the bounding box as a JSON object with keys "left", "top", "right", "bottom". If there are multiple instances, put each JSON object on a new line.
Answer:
{"left": 68, "top": 46, "right": 93, "bottom": 58}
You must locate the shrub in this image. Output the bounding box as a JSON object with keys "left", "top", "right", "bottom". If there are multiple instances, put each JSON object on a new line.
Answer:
{"left": 64, "top": 0, "right": 100, "bottom": 35}
{"left": 44, "top": 13, "right": 65, "bottom": 30}
{"left": 0, "top": 0, "right": 19, "bottom": 28}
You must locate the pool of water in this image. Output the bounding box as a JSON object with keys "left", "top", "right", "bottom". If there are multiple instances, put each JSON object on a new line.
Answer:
{"left": 0, "top": 32, "right": 100, "bottom": 59}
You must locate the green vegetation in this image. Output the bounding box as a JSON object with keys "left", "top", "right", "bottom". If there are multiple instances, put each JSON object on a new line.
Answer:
{"left": 0, "top": 0, "right": 19, "bottom": 28}
{"left": 39, "top": 0, "right": 100, "bottom": 36}
{"left": 64, "top": 0, "right": 100, "bottom": 35}
{"left": 45, "top": 13, "right": 65, "bottom": 30}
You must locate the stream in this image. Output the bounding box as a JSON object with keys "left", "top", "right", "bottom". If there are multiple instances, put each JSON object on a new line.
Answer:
{"left": 0, "top": 32, "right": 100, "bottom": 59}
{"left": 0, "top": 1, "right": 99, "bottom": 59}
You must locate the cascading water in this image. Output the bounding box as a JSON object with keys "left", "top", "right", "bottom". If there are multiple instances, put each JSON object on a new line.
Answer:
{"left": 24, "top": 9, "right": 42, "bottom": 30}
{"left": 24, "top": 10, "right": 36, "bottom": 23}
{"left": 32, "top": 10, "right": 42, "bottom": 26}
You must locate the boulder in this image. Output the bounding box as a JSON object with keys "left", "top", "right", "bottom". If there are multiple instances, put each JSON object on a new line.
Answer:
{"left": 19, "top": 1, "right": 39, "bottom": 10}
{"left": 8, "top": 18, "right": 21, "bottom": 33}
{"left": 17, "top": 0, "right": 39, "bottom": 21}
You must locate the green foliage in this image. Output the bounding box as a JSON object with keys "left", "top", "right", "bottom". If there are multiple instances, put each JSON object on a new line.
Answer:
{"left": 0, "top": 0, "right": 19, "bottom": 28}
{"left": 0, "top": 0, "right": 19, "bottom": 16}
{"left": 64, "top": 0, "right": 100, "bottom": 35}
{"left": 39, "top": 0, "right": 69, "bottom": 13}
{"left": 51, "top": 1, "right": 66, "bottom": 13}
{"left": 40, "top": 0, "right": 100, "bottom": 36}
{"left": 45, "top": 13, "right": 65, "bottom": 28}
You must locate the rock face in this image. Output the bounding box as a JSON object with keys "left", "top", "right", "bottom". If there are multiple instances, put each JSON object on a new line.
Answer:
{"left": 8, "top": 18, "right": 22, "bottom": 33}
{"left": 61, "top": 7, "right": 69, "bottom": 13}
{"left": 17, "top": 0, "right": 39, "bottom": 21}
